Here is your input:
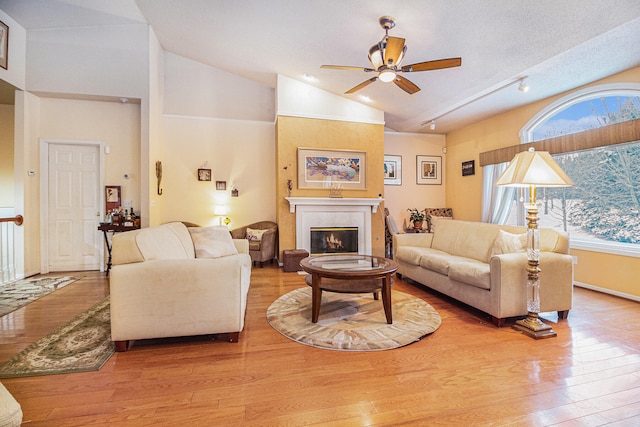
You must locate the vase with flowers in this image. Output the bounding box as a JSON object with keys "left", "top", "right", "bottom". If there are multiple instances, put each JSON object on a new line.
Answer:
{"left": 407, "top": 208, "right": 426, "bottom": 230}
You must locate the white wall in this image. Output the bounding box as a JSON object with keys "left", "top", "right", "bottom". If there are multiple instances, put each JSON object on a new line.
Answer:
{"left": 0, "top": 104, "right": 14, "bottom": 206}
{"left": 277, "top": 74, "right": 385, "bottom": 125}
{"left": 164, "top": 52, "right": 275, "bottom": 122}
{"left": 0, "top": 10, "right": 26, "bottom": 90}
{"left": 26, "top": 24, "right": 148, "bottom": 98}
{"left": 383, "top": 131, "right": 447, "bottom": 227}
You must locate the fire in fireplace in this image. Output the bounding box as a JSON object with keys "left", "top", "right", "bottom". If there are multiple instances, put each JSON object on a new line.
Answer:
{"left": 310, "top": 227, "right": 358, "bottom": 255}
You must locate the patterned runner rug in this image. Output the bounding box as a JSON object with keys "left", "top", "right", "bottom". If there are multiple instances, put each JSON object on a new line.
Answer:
{"left": 0, "top": 297, "right": 114, "bottom": 378}
{"left": 267, "top": 287, "right": 441, "bottom": 351}
{"left": 0, "top": 276, "right": 79, "bottom": 317}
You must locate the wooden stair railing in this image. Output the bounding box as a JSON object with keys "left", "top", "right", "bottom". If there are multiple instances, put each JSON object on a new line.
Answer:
{"left": 0, "top": 215, "right": 24, "bottom": 226}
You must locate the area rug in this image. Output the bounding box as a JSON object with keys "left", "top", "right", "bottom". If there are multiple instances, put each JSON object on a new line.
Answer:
{"left": 0, "top": 276, "right": 79, "bottom": 317}
{"left": 0, "top": 297, "right": 115, "bottom": 378}
{"left": 267, "top": 287, "right": 441, "bottom": 351}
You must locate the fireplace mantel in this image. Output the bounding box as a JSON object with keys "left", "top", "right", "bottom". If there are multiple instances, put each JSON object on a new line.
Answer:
{"left": 285, "top": 197, "right": 383, "bottom": 214}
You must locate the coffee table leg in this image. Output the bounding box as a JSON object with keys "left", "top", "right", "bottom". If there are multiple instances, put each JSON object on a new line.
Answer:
{"left": 311, "top": 273, "right": 322, "bottom": 323}
{"left": 381, "top": 273, "right": 393, "bottom": 324}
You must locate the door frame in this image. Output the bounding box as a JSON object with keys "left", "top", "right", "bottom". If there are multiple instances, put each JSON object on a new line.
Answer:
{"left": 39, "top": 138, "right": 106, "bottom": 273}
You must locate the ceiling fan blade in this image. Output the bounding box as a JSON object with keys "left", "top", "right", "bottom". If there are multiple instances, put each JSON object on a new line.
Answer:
{"left": 345, "top": 77, "right": 378, "bottom": 94}
{"left": 321, "top": 65, "right": 375, "bottom": 72}
{"left": 383, "top": 36, "right": 406, "bottom": 66}
{"left": 401, "top": 57, "right": 462, "bottom": 72}
{"left": 393, "top": 75, "right": 420, "bottom": 94}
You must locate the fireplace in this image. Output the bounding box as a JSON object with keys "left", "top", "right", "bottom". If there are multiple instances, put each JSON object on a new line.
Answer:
{"left": 310, "top": 227, "right": 358, "bottom": 255}
{"left": 286, "top": 197, "right": 383, "bottom": 256}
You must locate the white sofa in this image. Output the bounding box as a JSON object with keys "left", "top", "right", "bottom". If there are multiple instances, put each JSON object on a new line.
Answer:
{"left": 110, "top": 222, "right": 252, "bottom": 351}
{"left": 393, "top": 219, "right": 573, "bottom": 326}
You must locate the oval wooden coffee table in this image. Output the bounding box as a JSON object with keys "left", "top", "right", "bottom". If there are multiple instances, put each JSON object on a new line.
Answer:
{"left": 299, "top": 254, "right": 398, "bottom": 324}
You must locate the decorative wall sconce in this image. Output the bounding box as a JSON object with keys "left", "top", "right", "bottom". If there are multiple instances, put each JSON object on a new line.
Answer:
{"left": 216, "top": 181, "right": 227, "bottom": 191}
{"left": 155, "top": 161, "right": 163, "bottom": 195}
{"left": 231, "top": 186, "right": 239, "bottom": 197}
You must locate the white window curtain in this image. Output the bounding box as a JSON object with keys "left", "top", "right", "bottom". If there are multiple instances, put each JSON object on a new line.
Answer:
{"left": 481, "top": 163, "right": 517, "bottom": 224}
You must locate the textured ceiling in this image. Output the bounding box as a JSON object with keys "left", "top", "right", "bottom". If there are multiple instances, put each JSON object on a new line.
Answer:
{"left": 2, "top": 0, "right": 640, "bottom": 133}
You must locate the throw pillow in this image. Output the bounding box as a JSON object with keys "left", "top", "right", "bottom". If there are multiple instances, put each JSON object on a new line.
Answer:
{"left": 430, "top": 215, "right": 452, "bottom": 232}
{"left": 490, "top": 229, "right": 527, "bottom": 257}
{"left": 188, "top": 226, "right": 238, "bottom": 258}
{"left": 246, "top": 227, "right": 267, "bottom": 241}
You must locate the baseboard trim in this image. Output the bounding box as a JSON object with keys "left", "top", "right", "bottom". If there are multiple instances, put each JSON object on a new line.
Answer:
{"left": 574, "top": 281, "right": 640, "bottom": 303}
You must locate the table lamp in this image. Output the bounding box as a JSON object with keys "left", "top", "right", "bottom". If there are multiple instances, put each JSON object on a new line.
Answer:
{"left": 496, "top": 147, "right": 574, "bottom": 339}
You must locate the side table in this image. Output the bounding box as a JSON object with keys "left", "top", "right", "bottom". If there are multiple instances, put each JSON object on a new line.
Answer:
{"left": 98, "top": 224, "right": 140, "bottom": 275}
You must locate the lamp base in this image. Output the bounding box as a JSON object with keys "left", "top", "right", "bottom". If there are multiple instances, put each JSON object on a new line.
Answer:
{"left": 512, "top": 313, "right": 557, "bottom": 339}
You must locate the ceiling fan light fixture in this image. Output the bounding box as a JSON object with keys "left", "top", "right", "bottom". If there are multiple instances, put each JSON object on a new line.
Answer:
{"left": 368, "top": 43, "right": 385, "bottom": 70}
{"left": 518, "top": 78, "right": 530, "bottom": 93}
{"left": 379, "top": 69, "right": 396, "bottom": 82}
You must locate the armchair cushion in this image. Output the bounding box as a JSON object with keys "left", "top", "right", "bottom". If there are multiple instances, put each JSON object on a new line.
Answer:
{"left": 188, "top": 226, "right": 238, "bottom": 259}
{"left": 246, "top": 227, "right": 267, "bottom": 241}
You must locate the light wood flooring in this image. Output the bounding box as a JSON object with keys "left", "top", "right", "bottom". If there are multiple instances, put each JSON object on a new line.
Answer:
{"left": 1, "top": 266, "right": 639, "bottom": 426}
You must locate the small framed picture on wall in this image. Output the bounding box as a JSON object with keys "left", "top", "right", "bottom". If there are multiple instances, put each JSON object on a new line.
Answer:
{"left": 105, "top": 185, "right": 121, "bottom": 212}
{"left": 416, "top": 155, "right": 442, "bottom": 185}
{"left": 198, "top": 168, "right": 212, "bottom": 181}
{"left": 384, "top": 155, "right": 402, "bottom": 186}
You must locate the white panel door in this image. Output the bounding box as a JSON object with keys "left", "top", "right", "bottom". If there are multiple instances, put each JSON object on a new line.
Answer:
{"left": 48, "top": 144, "right": 101, "bottom": 271}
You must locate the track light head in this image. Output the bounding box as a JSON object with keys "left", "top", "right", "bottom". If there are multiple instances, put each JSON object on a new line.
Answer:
{"left": 518, "top": 79, "right": 530, "bottom": 93}
{"left": 429, "top": 120, "right": 436, "bottom": 130}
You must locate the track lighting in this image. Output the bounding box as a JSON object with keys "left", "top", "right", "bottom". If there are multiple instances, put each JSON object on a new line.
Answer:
{"left": 518, "top": 79, "right": 530, "bottom": 93}
{"left": 429, "top": 120, "right": 436, "bottom": 130}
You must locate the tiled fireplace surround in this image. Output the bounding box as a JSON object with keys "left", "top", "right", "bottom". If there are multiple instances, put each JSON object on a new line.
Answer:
{"left": 285, "top": 197, "right": 383, "bottom": 256}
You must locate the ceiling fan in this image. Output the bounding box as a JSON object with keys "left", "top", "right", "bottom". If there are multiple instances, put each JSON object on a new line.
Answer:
{"left": 321, "top": 16, "right": 462, "bottom": 95}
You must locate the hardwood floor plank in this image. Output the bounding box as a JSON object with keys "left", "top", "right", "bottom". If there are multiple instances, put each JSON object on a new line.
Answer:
{"left": 1, "top": 267, "right": 639, "bottom": 425}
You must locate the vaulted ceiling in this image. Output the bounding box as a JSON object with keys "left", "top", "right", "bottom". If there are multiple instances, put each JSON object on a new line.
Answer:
{"left": 2, "top": 0, "right": 640, "bottom": 133}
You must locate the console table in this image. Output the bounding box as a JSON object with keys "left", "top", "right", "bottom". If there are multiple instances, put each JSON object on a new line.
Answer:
{"left": 98, "top": 224, "right": 140, "bottom": 275}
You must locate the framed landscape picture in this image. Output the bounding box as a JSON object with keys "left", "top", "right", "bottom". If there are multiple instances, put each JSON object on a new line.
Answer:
{"left": 297, "top": 148, "right": 366, "bottom": 189}
{"left": 416, "top": 155, "right": 442, "bottom": 185}
{"left": 384, "top": 155, "right": 402, "bottom": 185}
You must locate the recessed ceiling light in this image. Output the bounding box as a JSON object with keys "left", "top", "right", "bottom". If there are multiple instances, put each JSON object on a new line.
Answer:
{"left": 303, "top": 74, "right": 317, "bottom": 82}
{"left": 359, "top": 95, "right": 372, "bottom": 103}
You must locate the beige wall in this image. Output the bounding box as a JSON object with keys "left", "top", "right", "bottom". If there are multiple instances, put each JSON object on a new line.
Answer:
{"left": 0, "top": 105, "right": 14, "bottom": 206}
{"left": 39, "top": 98, "right": 142, "bottom": 212}
{"left": 276, "top": 116, "right": 385, "bottom": 259}
{"left": 445, "top": 66, "right": 640, "bottom": 298}
{"left": 161, "top": 116, "right": 276, "bottom": 228}
{"left": 383, "top": 132, "right": 447, "bottom": 227}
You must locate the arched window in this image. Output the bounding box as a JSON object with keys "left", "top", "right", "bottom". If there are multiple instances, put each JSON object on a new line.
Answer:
{"left": 484, "top": 83, "right": 640, "bottom": 257}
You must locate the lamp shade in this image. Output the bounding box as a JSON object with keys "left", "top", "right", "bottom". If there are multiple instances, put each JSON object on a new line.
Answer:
{"left": 496, "top": 148, "right": 574, "bottom": 188}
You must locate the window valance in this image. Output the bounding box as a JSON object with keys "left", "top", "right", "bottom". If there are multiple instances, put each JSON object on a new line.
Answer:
{"left": 479, "top": 118, "right": 640, "bottom": 167}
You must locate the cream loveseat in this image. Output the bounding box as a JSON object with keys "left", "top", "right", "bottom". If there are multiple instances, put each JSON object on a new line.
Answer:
{"left": 393, "top": 219, "right": 573, "bottom": 326}
{"left": 110, "top": 222, "right": 252, "bottom": 351}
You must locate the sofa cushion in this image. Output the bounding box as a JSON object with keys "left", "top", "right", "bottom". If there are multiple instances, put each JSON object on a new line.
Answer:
{"left": 418, "top": 251, "right": 470, "bottom": 276}
{"left": 430, "top": 215, "right": 452, "bottom": 232}
{"left": 113, "top": 222, "right": 195, "bottom": 265}
{"left": 432, "top": 220, "right": 500, "bottom": 263}
{"left": 490, "top": 229, "right": 527, "bottom": 257}
{"left": 189, "top": 226, "right": 239, "bottom": 258}
{"left": 395, "top": 246, "right": 434, "bottom": 266}
{"left": 448, "top": 261, "right": 491, "bottom": 290}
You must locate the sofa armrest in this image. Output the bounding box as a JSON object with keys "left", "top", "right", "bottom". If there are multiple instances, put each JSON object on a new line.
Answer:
{"left": 489, "top": 251, "right": 573, "bottom": 317}
{"left": 233, "top": 238, "right": 249, "bottom": 254}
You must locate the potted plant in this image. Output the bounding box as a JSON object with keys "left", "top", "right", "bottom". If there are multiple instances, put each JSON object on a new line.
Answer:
{"left": 407, "top": 208, "right": 426, "bottom": 230}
